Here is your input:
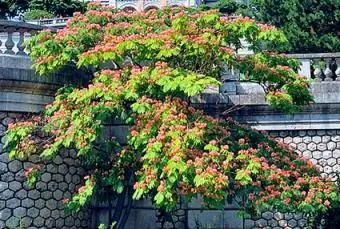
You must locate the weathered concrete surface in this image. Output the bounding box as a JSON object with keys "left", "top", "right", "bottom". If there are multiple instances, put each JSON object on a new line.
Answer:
{"left": 0, "top": 55, "right": 89, "bottom": 112}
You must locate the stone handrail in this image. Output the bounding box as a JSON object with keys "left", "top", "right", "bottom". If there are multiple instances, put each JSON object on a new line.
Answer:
{"left": 0, "top": 20, "right": 53, "bottom": 55}
{"left": 287, "top": 53, "right": 340, "bottom": 81}
{"left": 26, "top": 17, "right": 72, "bottom": 27}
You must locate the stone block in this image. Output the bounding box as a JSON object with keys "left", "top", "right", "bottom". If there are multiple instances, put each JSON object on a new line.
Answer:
{"left": 312, "top": 151, "right": 322, "bottom": 159}
{"left": 273, "top": 212, "right": 284, "bottom": 220}
{"left": 0, "top": 181, "right": 8, "bottom": 192}
{"left": 2, "top": 117, "right": 14, "bottom": 126}
{"left": 6, "top": 198, "right": 20, "bottom": 209}
{"left": 14, "top": 170, "right": 25, "bottom": 182}
{"left": 53, "top": 155, "right": 63, "bottom": 165}
{"left": 20, "top": 216, "right": 33, "bottom": 228}
{"left": 0, "top": 162, "right": 7, "bottom": 174}
{"left": 0, "top": 154, "right": 9, "bottom": 163}
{"left": 47, "top": 181, "right": 58, "bottom": 191}
{"left": 307, "top": 142, "right": 317, "bottom": 151}
{"left": 255, "top": 219, "right": 267, "bottom": 227}
{"left": 324, "top": 166, "right": 332, "bottom": 174}
{"left": 297, "top": 143, "right": 307, "bottom": 152}
{"left": 312, "top": 136, "right": 322, "bottom": 143}
{"left": 59, "top": 182, "right": 68, "bottom": 191}
{"left": 46, "top": 218, "right": 56, "bottom": 227}
{"left": 41, "top": 191, "right": 52, "bottom": 200}
{"left": 307, "top": 130, "right": 316, "bottom": 136}
{"left": 302, "top": 151, "right": 312, "bottom": 159}
{"left": 33, "top": 216, "right": 44, "bottom": 227}
{"left": 331, "top": 136, "right": 340, "bottom": 142}
{"left": 34, "top": 199, "right": 45, "bottom": 209}
{"left": 53, "top": 189, "right": 63, "bottom": 201}
{"left": 0, "top": 208, "right": 11, "bottom": 221}
{"left": 36, "top": 181, "right": 47, "bottom": 191}
{"left": 327, "top": 141, "right": 336, "bottom": 150}
{"left": 302, "top": 136, "right": 311, "bottom": 143}
{"left": 188, "top": 210, "right": 224, "bottom": 229}
{"left": 0, "top": 189, "right": 14, "bottom": 200}
{"left": 322, "top": 136, "right": 331, "bottom": 143}
{"left": 65, "top": 216, "right": 75, "bottom": 226}
{"left": 292, "top": 137, "right": 302, "bottom": 143}
{"left": 8, "top": 160, "right": 22, "bottom": 173}
{"left": 56, "top": 218, "right": 65, "bottom": 228}
{"left": 58, "top": 164, "right": 68, "bottom": 175}
{"left": 283, "top": 137, "right": 292, "bottom": 144}
{"left": 8, "top": 180, "right": 21, "bottom": 191}
{"left": 327, "top": 158, "right": 336, "bottom": 166}
{"left": 323, "top": 150, "right": 332, "bottom": 159}
{"left": 40, "top": 208, "right": 51, "bottom": 219}
{"left": 72, "top": 175, "right": 81, "bottom": 184}
{"left": 13, "top": 207, "right": 26, "bottom": 218}
{"left": 6, "top": 216, "right": 19, "bottom": 228}
{"left": 22, "top": 198, "right": 34, "bottom": 208}
{"left": 27, "top": 207, "right": 39, "bottom": 218}
{"left": 262, "top": 211, "right": 274, "bottom": 220}
{"left": 333, "top": 164, "right": 340, "bottom": 173}
{"left": 51, "top": 209, "right": 60, "bottom": 219}
{"left": 28, "top": 190, "right": 40, "bottom": 200}
{"left": 46, "top": 199, "right": 57, "bottom": 210}
{"left": 41, "top": 173, "right": 51, "bottom": 182}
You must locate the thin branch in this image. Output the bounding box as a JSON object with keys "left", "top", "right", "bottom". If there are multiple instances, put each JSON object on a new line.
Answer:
{"left": 221, "top": 105, "right": 246, "bottom": 115}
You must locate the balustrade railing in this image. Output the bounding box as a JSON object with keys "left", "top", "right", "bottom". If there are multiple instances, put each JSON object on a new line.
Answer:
{"left": 0, "top": 20, "right": 48, "bottom": 55}
{"left": 1, "top": 20, "right": 339, "bottom": 83}
{"left": 26, "top": 17, "right": 72, "bottom": 26}
{"left": 288, "top": 53, "right": 340, "bottom": 81}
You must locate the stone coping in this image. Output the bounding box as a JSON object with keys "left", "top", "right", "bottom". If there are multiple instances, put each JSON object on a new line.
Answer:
{"left": 0, "top": 54, "right": 89, "bottom": 112}
{"left": 286, "top": 52, "right": 340, "bottom": 59}
{"left": 0, "top": 20, "right": 55, "bottom": 32}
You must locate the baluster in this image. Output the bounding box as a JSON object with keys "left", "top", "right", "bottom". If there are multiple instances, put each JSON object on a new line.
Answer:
{"left": 313, "top": 59, "right": 323, "bottom": 81}
{"left": 4, "top": 31, "right": 15, "bottom": 54}
{"left": 324, "top": 58, "right": 334, "bottom": 81}
{"left": 335, "top": 58, "right": 340, "bottom": 81}
{"left": 16, "top": 31, "right": 26, "bottom": 55}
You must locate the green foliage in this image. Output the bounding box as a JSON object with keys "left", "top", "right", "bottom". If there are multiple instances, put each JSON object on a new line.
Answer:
{"left": 4, "top": 4, "right": 338, "bottom": 219}
{"left": 28, "top": 0, "right": 86, "bottom": 17}
{"left": 215, "top": 0, "right": 246, "bottom": 14}
{"left": 208, "top": 0, "right": 340, "bottom": 53}
{"left": 249, "top": 0, "right": 340, "bottom": 53}
{"left": 24, "top": 9, "right": 53, "bottom": 20}
{"left": 0, "top": 0, "right": 28, "bottom": 19}
{"left": 0, "top": 0, "right": 85, "bottom": 19}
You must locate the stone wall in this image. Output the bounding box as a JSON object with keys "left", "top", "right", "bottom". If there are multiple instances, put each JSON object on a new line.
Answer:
{"left": 1, "top": 53, "right": 339, "bottom": 229}
{"left": 243, "top": 129, "right": 340, "bottom": 229}
{"left": 0, "top": 112, "right": 89, "bottom": 228}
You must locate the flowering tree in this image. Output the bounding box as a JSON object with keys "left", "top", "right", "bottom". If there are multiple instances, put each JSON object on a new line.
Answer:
{"left": 4, "top": 3, "right": 339, "bottom": 228}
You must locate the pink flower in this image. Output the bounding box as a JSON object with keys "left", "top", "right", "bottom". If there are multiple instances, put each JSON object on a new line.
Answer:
{"left": 324, "top": 200, "right": 330, "bottom": 206}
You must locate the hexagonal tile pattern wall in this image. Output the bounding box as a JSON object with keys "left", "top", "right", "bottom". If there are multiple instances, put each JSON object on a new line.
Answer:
{"left": 246, "top": 129, "right": 339, "bottom": 228}
{"left": 0, "top": 112, "right": 89, "bottom": 228}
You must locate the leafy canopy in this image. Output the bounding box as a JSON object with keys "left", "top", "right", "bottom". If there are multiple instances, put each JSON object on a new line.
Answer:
{"left": 0, "top": 0, "right": 85, "bottom": 19}
{"left": 5, "top": 3, "right": 338, "bottom": 218}
{"left": 246, "top": 0, "right": 340, "bottom": 53}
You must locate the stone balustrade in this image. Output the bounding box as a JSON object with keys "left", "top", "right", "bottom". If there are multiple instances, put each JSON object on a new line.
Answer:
{"left": 288, "top": 53, "right": 340, "bottom": 81}
{"left": 26, "top": 17, "right": 72, "bottom": 27}
{"left": 0, "top": 20, "right": 51, "bottom": 55}
{"left": 92, "top": 0, "right": 200, "bottom": 11}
